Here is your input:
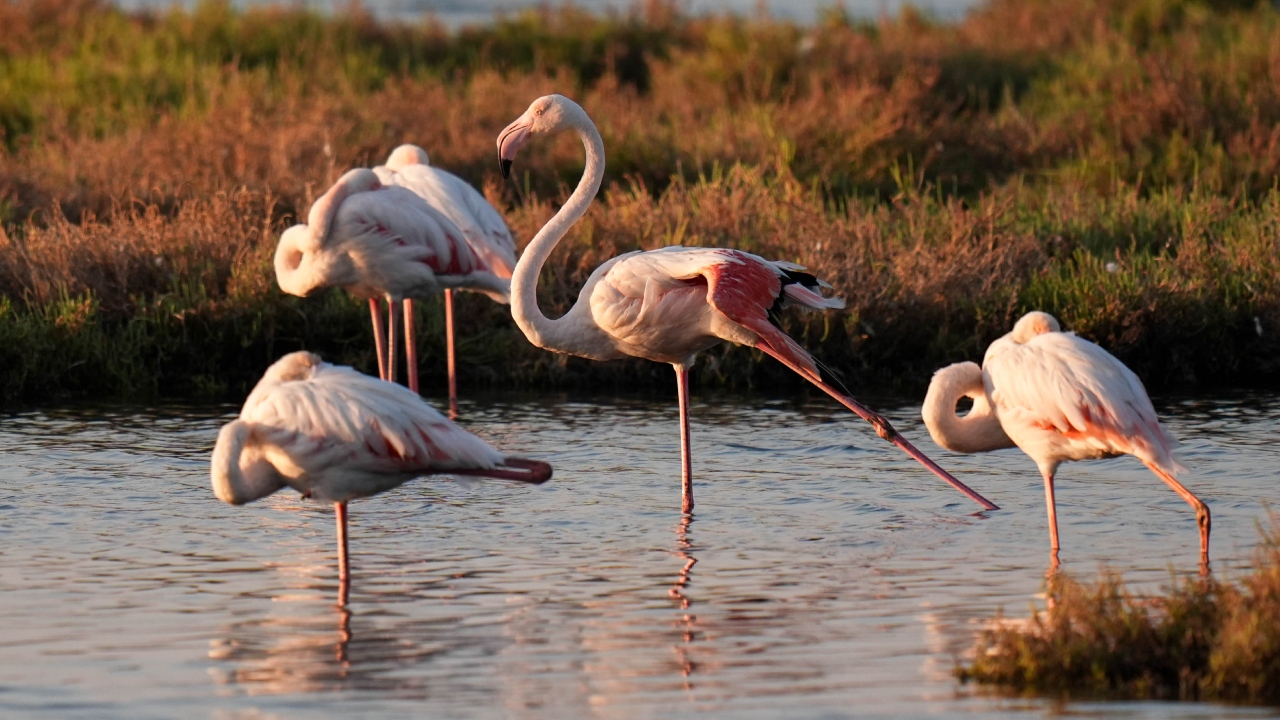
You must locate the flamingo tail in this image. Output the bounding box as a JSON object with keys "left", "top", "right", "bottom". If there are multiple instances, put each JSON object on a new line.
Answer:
{"left": 445, "top": 457, "right": 553, "bottom": 484}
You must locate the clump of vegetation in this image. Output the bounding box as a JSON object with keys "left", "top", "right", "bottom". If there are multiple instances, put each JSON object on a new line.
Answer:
{"left": 1, "top": 0, "right": 1280, "bottom": 401}
{"left": 957, "top": 521, "right": 1280, "bottom": 704}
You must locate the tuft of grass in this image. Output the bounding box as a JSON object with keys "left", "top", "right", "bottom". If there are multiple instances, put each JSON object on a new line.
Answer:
{"left": 957, "top": 520, "right": 1280, "bottom": 704}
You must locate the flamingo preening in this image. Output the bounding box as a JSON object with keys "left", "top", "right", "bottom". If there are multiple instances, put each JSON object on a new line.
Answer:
{"left": 275, "top": 156, "right": 515, "bottom": 415}
{"left": 922, "top": 311, "right": 1210, "bottom": 568}
{"left": 497, "top": 94, "right": 996, "bottom": 515}
{"left": 210, "top": 351, "right": 552, "bottom": 606}
{"left": 374, "top": 145, "right": 519, "bottom": 414}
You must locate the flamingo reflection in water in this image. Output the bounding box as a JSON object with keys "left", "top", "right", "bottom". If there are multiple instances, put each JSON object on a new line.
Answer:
{"left": 210, "top": 350, "right": 552, "bottom": 605}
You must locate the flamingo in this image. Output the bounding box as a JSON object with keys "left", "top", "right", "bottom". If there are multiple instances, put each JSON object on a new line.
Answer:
{"left": 274, "top": 168, "right": 510, "bottom": 412}
{"left": 373, "top": 145, "right": 519, "bottom": 415}
{"left": 210, "top": 350, "right": 552, "bottom": 605}
{"left": 921, "top": 311, "right": 1210, "bottom": 568}
{"left": 496, "top": 94, "right": 996, "bottom": 514}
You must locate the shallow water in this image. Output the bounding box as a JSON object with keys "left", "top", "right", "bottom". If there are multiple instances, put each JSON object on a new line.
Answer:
{"left": 112, "top": 0, "right": 979, "bottom": 25}
{"left": 0, "top": 390, "right": 1277, "bottom": 719}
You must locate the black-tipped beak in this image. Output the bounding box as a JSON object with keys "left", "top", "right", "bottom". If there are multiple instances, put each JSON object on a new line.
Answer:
{"left": 497, "top": 121, "right": 532, "bottom": 181}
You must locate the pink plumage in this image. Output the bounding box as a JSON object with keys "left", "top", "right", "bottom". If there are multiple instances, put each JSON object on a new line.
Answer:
{"left": 211, "top": 350, "right": 551, "bottom": 605}
{"left": 923, "top": 311, "right": 1210, "bottom": 568}
{"left": 498, "top": 94, "right": 996, "bottom": 515}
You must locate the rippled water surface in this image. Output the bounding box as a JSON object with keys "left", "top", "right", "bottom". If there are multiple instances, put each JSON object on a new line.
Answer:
{"left": 2, "top": 390, "right": 1278, "bottom": 719}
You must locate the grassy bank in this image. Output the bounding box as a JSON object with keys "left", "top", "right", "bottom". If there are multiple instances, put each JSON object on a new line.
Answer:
{"left": 956, "top": 521, "right": 1280, "bottom": 703}
{"left": 2, "top": 0, "right": 1279, "bottom": 402}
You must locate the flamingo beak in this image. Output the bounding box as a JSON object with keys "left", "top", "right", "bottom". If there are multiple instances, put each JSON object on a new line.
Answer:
{"left": 497, "top": 120, "right": 532, "bottom": 179}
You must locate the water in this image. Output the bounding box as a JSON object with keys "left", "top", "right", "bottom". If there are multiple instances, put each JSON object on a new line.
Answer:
{"left": 111, "top": 0, "right": 980, "bottom": 25}
{"left": 1, "top": 390, "right": 1277, "bottom": 719}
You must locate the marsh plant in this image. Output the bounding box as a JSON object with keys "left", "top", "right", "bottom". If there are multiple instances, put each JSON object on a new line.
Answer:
{"left": 957, "top": 520, "right": 1280, "bottom": 703}
{"left": 1, "top": 0, "right": 1280, "bottom": 400}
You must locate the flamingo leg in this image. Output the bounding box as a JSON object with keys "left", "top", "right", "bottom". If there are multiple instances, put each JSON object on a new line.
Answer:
{"left": 1041, "top": 469, "right": 1061, "bottom": 570}
{"left": 369, "top": 298, "right": 388, "bottom": 381}
{"left": 445, "top": 288, "right": 458, "bottom": 418}
{"left": 335, "top": 501, "right": 350, "bottom": 607}
{"left": 404, "top": 298, "right": 419, "bottom": 394}
{"left": 675, "top": 364, "right": 693, "bottom": 514}
{"left": 1142, "top": 461, "right": 1212, "bottom": 569}
{"left": 387, "top": 299, "right": 401, "bottom": 385}
{"left": 753, "top": 342, "right": 999, "bottom": 511}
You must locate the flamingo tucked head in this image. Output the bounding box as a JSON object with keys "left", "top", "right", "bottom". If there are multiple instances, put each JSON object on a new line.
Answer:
{"left": 262, "top": 350, "right": 322, "bottom": 384}
{"left": 385, "top": 144, "right": 430, "bottom": 170}
{"left": 273, "top": 223, "right": 360, "bottom": 297}
{"left": 1010, "top": 311, "right": 1061, "bottom": 344}
{"left": 497, "top": 94, "right": 591, "bottom": 179}
{"left": 274, "top": 169, "right": 382, "bottom": 297}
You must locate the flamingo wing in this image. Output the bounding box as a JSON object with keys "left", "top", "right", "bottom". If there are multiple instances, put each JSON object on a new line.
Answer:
{"left": 242, "top": 361, "right": 506, "bottom": 474}
{"left": 983, "top": 332, "right": 1178, "bottom": 470}
{"left": 590, "top": 246, "right": 843, "bottom": 370}
{"left": 334, "top": 185, "right": 484, "bottom": 279}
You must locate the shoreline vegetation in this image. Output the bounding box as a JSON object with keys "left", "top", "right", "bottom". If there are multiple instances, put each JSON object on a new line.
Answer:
{"left": 2, "top": 0, "right": 1280, "bottom": 403}
{"left": 957, "top": 520, "right": 1280, "bottom": 704}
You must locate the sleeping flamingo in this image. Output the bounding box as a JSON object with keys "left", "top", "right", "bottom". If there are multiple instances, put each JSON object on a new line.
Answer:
{"left": 922, "top": 311, "right": 1210, "bottom": 568}
{"left": 496, "top": 94, "right": 995, "bottom": 515}
{"left": 274, "top": 168, "right": 509, "bottom": 411}
{"left": 374, "top": 145, "right": 519, "bottom": 415}
{"left": 211, "top": 350, "right": 551, "bottom": 606}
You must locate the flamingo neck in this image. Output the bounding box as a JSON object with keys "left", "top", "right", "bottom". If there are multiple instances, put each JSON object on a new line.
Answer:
{"left": 210, "top": 420, "right": 285, "bottom": 505}
{"left": 921, "top": 362, "right": 1016, "bottom": 454}
{"left": 510, "top": 119, "right": 608, "bottom": 354}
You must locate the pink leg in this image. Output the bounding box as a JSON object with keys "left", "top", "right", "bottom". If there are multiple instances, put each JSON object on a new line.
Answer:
{"left": 676, "top": 364, "right": 693, "bottom": 514}
{"left": 369, "top": 298, "right": 388, "bottom": 381}
{"left": 335, "top": 501, "right": 350, "bottom": 607}
{"left": 445, "top": 289, "right": 458, "bottom": 418}
{"left": 386, "top": 299, "right": 401, "bottom": 385}
{"left": 1042, "top": 470, "right": 1061, "bottom": 572}
{"left": 404, "top": 298, "right": 419, "bottom": 394}
{"left": 1142, "top": 461, "right": 1212, "bottom": 573}
{"left": 754, "top": 341, "right": 999, "bottom": 511}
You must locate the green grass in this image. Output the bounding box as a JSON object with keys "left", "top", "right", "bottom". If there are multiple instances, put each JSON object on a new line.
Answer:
{"left": 2, "top": 0, "right": 1280, "bottom": 402}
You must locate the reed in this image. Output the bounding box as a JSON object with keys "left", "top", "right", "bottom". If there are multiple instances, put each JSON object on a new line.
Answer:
{"left": 957, "top": 520, "right": 1280, "bottom": 703}
{"left": 1, "top": 0, "right": 1279, "bottom": 401}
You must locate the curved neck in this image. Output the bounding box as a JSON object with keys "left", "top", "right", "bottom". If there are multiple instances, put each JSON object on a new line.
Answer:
{"left": 921, "top": 362, "right": 1016, "bottom": 454}
{"left": 210, "top": 421, "right": 284, "bottom": 505}
{"left": 510, "top": 121, "right": 606, "bottom": 352}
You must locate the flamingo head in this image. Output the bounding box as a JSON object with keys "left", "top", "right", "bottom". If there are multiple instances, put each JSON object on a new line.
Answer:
{"left": 1010, "top": 311, "right": 1062, "bottom": 343}
{"left": 497, "top": 94, "right": 590, "bottom": 179}
{"left": 385, "top": 144, "right": 430, "bottom": 170}
{"left": 262, "top": 351, "right": 324, "bottom": 384}
{"left": 273, "top": 224, "right": 358, "bottom": 297}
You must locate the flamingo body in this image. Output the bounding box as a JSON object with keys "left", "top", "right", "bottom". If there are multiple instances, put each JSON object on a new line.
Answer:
{"left": 374, "top": 144, "right": 517, "bottom": 282}
{"left": 923, "top": 311, "right": 1209, "bottom": 566}
{"left": 275, "top": 169, "right": 509, "bottom": 304}
{"left": 983, "top": 328, "right": 1180, "bottom": 478}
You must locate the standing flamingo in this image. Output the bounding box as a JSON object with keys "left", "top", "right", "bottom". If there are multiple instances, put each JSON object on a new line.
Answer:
{"left": 374, "top": 145, "right": 519, "bottom": 415}
{"left": 496, "top": 94, "right": 996, "bottom": 514}
{"left": 921, "top": 311, "right": 1210, "bottom": 567}
{"left": 210, "top": 351, "right": 552, "bottom": 606}
{"left": 274, "top": 168, "right": 509, "bottom": 408}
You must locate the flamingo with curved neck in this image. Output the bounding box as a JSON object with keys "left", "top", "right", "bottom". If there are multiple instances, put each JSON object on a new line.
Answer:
{"left": 497, "top": 94, "right": 997, "bottom": 515}
{"left": 922, "top": 311, "right": 1210, "bottom": 570}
